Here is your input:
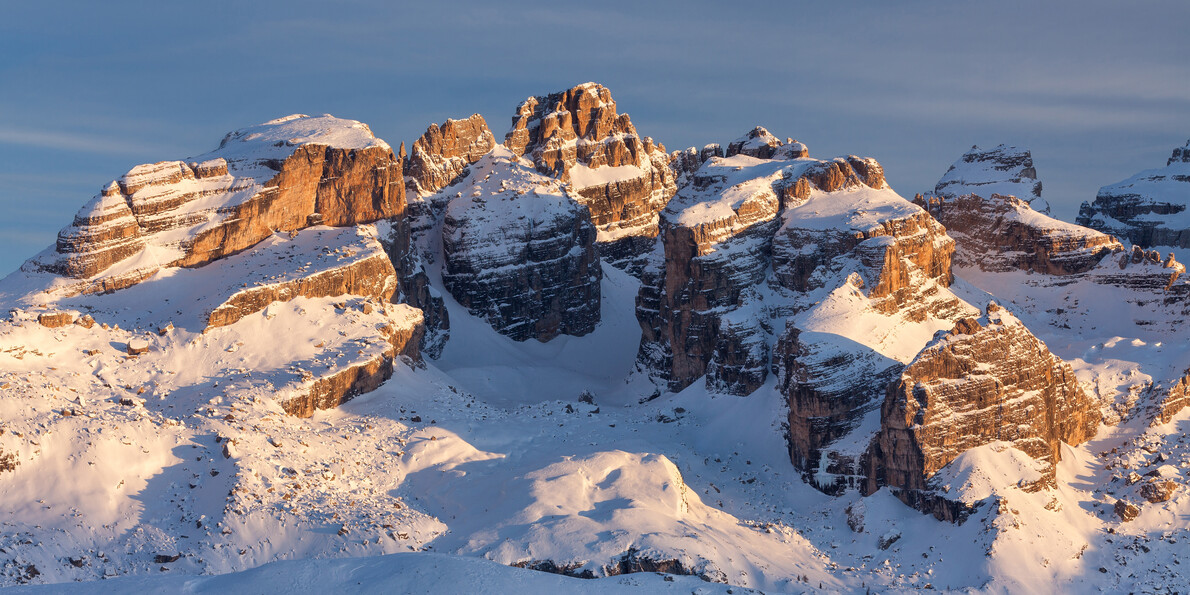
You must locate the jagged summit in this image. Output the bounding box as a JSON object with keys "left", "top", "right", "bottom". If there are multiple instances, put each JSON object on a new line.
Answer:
{"left": 935, "top": 144, "right": 1048, "bottom": 213}
{"left": 503, "top": 83, "right": 675, "bottom": 269}
{"left": 404, "top": 114, "right": 496, "bottom": 196}
{"left": 725, "top": 126, "right": 808, "bottom": 160}
{"left": 1077, "top": 138, "right": 1190, "bottom": 248}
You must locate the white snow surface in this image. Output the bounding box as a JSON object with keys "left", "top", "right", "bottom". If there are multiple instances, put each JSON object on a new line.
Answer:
{"left": 935, "top": 144, "right": 1050, "bottom": 213}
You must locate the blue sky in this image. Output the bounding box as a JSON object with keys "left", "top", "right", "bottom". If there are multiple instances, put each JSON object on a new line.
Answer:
{"left": 2, "top": 1, "right": 1187, "bottom": 275}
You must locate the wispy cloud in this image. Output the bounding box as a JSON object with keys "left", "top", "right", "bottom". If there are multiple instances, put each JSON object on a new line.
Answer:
{"left": 0, "top": 127, "right": 169, "bottom": 156}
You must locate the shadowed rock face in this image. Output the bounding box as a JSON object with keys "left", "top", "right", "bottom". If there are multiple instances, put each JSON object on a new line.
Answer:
{"left": 916, "top": 192, "right": 1122, "bottom": 275}
{"left": 37, "top": 115, "right": 406, "bottom": 296}
{"left": 864, "top": 303, "right": 1101, "bottom": 515}
{"left": 441, "top": 149, "right": 601, "bottom": 342}
{"left": 505, "top": 83, "right": 675, "bottom": 272}
{"left": 1078, "top": 140, "right": 1190, "bottom": 248}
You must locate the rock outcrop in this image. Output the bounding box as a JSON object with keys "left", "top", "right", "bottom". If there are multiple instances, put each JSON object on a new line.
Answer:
{"left": 638, "top": 135, "right": 959, "bottom": 395}
{"left": 935, "top": 144, "right": 1049, "bottom": 213}
{"left": 405, "top": 114, "right": 496, "bottom": 196}
{"left": 280, "top": 303, "right": 423, "bottom": 417}
{"left": 204, "top": 227, "right": 398, "bottom": 330}
{"left": 29, "top": 114, "right": 405, "bottom": 296}
{"left": 636, "top": 133, "right": 1012, "bottom": 499}
{"left": 1077, "top": 140, "right": 1190, "bottom": 248}
{"left": 505, "top": 83, "right": 675, "bottom": 270}
{"left": 915, "top": 192, "right": 1122, "bottom": 275}
{"left": 864, "top": 303, "right": 1101, "bottom": 517}
{"left": 442, "top": 148, "right": 600, "bottom": 342}
{"left": 390, "top": 116, "right": 498, "bottom": 357}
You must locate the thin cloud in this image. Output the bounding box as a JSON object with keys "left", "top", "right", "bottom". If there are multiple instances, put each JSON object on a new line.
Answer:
{"left": 0, "top": 127, "right": 168, "bottom": 156}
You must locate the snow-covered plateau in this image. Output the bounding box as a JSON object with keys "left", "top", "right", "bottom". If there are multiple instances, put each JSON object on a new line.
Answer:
{"left": 2, "top": 86, "right": 1189, "bottom": 594}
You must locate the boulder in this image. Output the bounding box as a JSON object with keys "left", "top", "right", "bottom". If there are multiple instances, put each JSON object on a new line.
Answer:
{"left": 37, "top": 311, "right": 74, "bottom": 328}
{"left": 127, "top": 338, "right": 150, "bottom": 355}
{"left": 1114, "top": 499, "right": 1140, "bottom": 522}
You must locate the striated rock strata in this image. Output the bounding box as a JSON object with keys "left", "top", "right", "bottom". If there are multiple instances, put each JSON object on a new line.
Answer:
{"left": 505, "top": 83, "right": 675, "bottom": 270}
{"left": 30, "top": 114, "right": 404, "bottom": 296}
{"left": 205, "top": 227, "right": 399, "bottom": 330}
{"left": 280, "top": 304, "right": 423, "bottom": 417}
{"left": 935, "top": 144, "right": 1048, "bottom": 213}
{"left": 639, "top": 129, "right": 957, "bottom": 400}
{"left": 916, "top": 192, "right": 1122, "bottom": 275}
{"left": 1078, "top": 139, "right": 1190, "bottom": 248}
{"left": 442, "top": 148, "right": 600, "bottom": 342}
{"left": 405, "top": 114, "right": 496, "bottom": 196}
{"left": 864, "top": 303, "right": 1101, "bottom": 519}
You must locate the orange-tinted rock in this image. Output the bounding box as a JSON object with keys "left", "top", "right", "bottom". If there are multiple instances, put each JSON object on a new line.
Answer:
{"left": 864, "top": 304, "right": 1101, "bottom": 515}
{"left": 205, "top": 248, "right": 397, "bottom": 330}
{"left": 31, "top": 115, "right": 404, "bottom": 297}
{"left": 280, "top": 305, "right": 423, "bottom": 417}
{"left": 506, "top": 83, "right": 675, "bottom": 270}
{"left": 638, "top": 142, "right": 916, "bottom": 396}
{"left": 405, "top": 114, "right": 496, "bottom": 195}
{"left": 916, "top": 192, "right": 1122, "bottom": 275}
{"left": 37, "top": 311, "right": 74, "bottom": 328}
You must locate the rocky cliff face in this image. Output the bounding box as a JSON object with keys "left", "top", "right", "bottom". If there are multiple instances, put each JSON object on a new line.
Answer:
{"left": 30, "top": 114, "right": 405, "bottom": 296}
{"left": 935, "top": 145, "right": 1049, "bottom": 214}
{"left": 864, "top": 303, "right": 1101, "bottom": 517}
{"left": 637, "top": 130, "right": 966, "bottom": 405}
{"left": 441, "top": 148, "right": 601, "bottom": 342}
{"left": 390, "top": 116, "right": 500, "bottom": 358}
{"left": 1077, "top": 140, "right": 1190, "bottom": 248}
{"left": 405, "top": 114, "right": 496, "bottom": 196}
{"left": 204, "top": 227, "right": 398, "bottom": 330}
{"left": 916, "top": 192, "right": 1122, "bottom": 275}
{"left": 505, "top": 83, "right": 675, "bottom": 271}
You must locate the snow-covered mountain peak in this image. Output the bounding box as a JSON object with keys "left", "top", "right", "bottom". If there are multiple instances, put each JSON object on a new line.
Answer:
{"left": 215, "top": 113, "right": 390, "bottom": 155}
{"left": 935, "top": 143, "right": 1049, "bottom": 213}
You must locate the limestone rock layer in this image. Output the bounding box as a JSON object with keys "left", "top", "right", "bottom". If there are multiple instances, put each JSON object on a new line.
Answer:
{"left": 1078, "top": 140, "right": 1190, "bottom": 248}
{"left": 505, "top": 83, "right": 675, "bottom": 270}
{"left": 36, "top": 114, "right": 405, "bottom": 296}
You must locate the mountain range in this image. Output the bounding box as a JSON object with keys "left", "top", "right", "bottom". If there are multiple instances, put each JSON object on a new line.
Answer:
{"left": 2, "top": 82, "right": 1189, "bottom": 593}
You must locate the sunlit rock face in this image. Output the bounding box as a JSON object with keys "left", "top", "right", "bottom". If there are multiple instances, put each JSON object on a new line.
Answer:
{"left": 863, "top": 303, "right": 1101, "bottom": 519}
{"left": 636, "top": 129, "right": 947, "bottom": 402}
{"left": 34, "top": 114, "right": 405, "bottom": 296}
{"left": 505, "top": 82, "right": 676, "bottom": 273}
{"left": 916, "top": 192, "right": 1122, "bottom": 275}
